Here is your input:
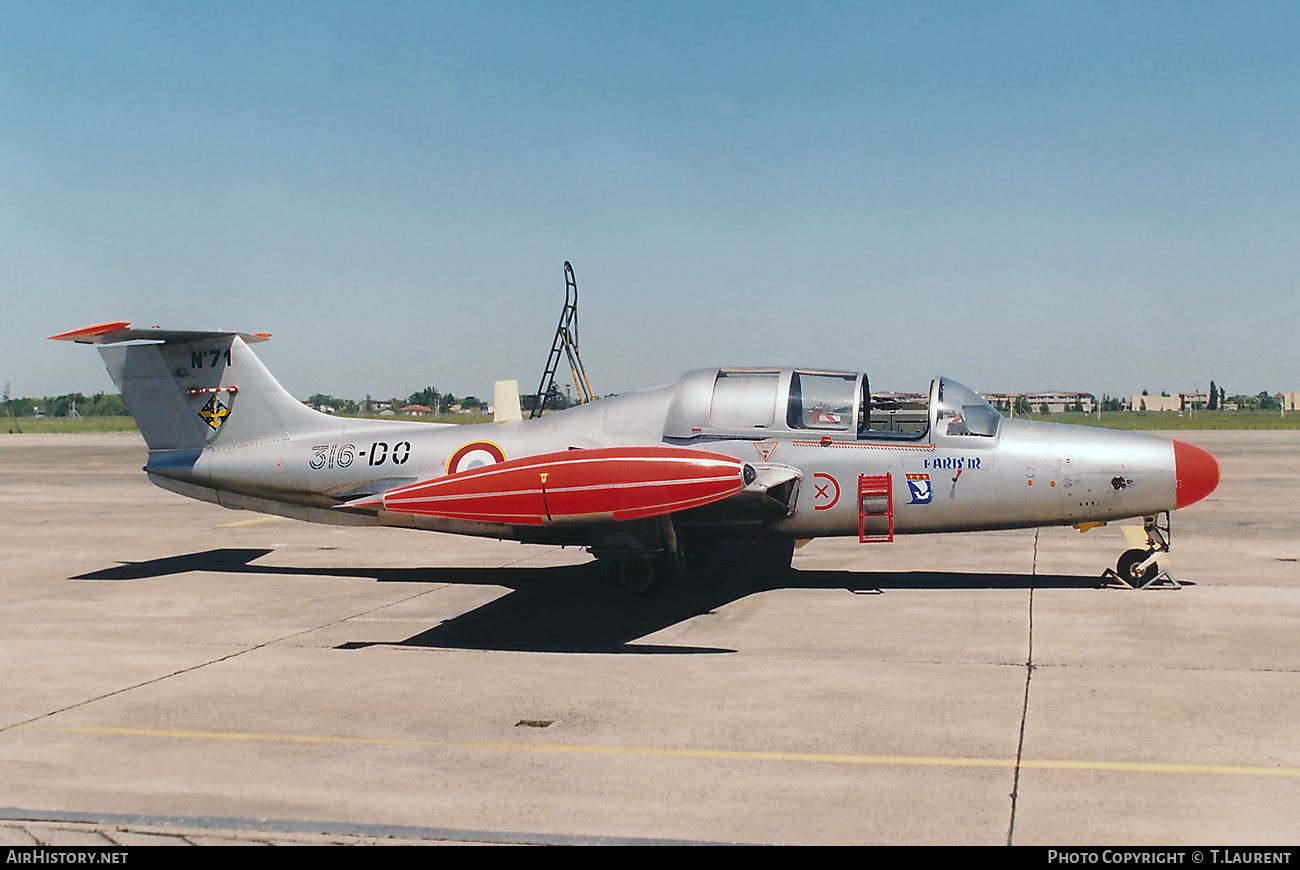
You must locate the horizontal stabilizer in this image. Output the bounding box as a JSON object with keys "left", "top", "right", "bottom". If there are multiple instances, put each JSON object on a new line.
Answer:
{"left": 342, "top": 446, "right": 754, "bottom": 526}
{"left": 48, "top": 321, "right": 271, "bottom": 345}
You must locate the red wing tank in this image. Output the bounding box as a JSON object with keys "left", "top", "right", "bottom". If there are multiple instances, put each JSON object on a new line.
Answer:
{"left": 51, "top": 321, "right": 1218, "bottom": 589}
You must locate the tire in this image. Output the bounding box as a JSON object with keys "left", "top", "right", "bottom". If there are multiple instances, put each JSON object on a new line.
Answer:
{"left": 1117, "top": 548, "right": 1158, "bottom": 588}
{"left": 615, "top": 558, "right": 656, "bottom": 591}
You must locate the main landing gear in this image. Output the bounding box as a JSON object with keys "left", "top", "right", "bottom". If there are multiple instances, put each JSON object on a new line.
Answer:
{"left": 609, "top": 555, "right": 668, "bottom": 592}
{"left": 591, "top": 517, "right": 685, "bottom": 592}
{"left": 1105, "top": 512, "right": 1181, "bottom": 589}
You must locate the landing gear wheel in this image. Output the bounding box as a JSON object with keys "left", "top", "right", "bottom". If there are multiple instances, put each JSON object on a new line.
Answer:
{"left": 614, "top": 558, "right": 656, "bottom": 591}
{"left": 1117, "top": 548, "right": 1158, "bottom": 588}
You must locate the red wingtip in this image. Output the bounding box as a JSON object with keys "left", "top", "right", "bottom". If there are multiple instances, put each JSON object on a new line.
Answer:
{"left": 47, "top": 321, "right": 132, "bottom": 341}
{"left": 1174, "top": 440, "right": 1219, "bottom": 509}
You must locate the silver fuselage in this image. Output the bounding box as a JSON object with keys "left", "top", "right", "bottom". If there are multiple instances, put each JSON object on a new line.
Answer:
{"left": 144, "top": 364, "right": 1179, "bottom": 544}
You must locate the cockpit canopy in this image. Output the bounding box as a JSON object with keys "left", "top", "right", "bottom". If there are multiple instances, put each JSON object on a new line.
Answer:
{"left": 662, "top": 368, "right": 1000, "bottom": 442}
{"left": 932, "top": 376, "right": 1001, "bottom": 438}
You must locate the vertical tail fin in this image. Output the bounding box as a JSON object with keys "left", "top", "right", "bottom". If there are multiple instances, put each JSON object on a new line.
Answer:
{"left": 50, "top": 323, "right": 325, "bottom": 451}
{"left": 493, "top": 379, "right": 523, "bottom": 423}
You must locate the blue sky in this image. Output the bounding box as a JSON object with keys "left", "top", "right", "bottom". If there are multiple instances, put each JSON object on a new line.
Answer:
{"left": 4, "top": 1, "right": 1297, "bottom": 403}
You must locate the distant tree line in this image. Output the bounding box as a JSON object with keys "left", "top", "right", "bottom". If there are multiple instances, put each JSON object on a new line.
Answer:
{"left": 1198, "top": 380, "right": 1279, "bottom": 411}
{"left": 401, "top": 386, "right": 488, "bottom": 414}
{"left": 1098, "top": 395, "right": 1126, "bottom": 412}
{"left": 521, "top": 384, "right": 578, "bottom": 415}
{"left": 306, "top": 387, "right": 490, "bottom": 416}
{"left": 6, "top": 393, "right": 129, "bottom": 417}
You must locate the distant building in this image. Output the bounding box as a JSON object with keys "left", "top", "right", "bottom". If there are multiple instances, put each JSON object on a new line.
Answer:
{"left": 399, "top": 404, "right": 434, "bottom": 416}
{"left": 1131, "top": 394, "right": 1177, "bottom": 412}
{"left": 1283, "top": 393, "right": 1300, "bottom": 412}
{"left": 982, "top": 391, "right": 1095, "bottom": 413}
{"left": 1130, "top": 392, "right": 1207, "bottom": 412}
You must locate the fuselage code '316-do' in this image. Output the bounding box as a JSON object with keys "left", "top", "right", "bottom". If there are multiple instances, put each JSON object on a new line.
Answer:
{"left": 52, "top": 320, "right": 1218, "bottom": 590}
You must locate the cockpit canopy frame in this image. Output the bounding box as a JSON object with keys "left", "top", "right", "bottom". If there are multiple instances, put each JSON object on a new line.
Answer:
{"left": 662, "top": 367, "right": 1000, "bottom": 443}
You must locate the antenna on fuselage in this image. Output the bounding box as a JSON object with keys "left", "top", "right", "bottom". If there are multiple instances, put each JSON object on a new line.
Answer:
{"left": 530, "top": 261, "right": 595, "bottom": 418}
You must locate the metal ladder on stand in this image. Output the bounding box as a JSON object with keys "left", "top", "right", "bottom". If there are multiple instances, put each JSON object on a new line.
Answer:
{"left": 858, "top": 474, "right": 894, "bottom": 543}
{"left": 530, "top": 262, "right": 594, "bottom": 418}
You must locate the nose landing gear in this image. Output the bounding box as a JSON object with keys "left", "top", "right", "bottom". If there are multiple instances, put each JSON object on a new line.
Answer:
{"left": 1116, "top": 547, "right": 1161, "bottom": 587}
{"left": 1105, "top": 512, "right": 1180, "bottom": 589}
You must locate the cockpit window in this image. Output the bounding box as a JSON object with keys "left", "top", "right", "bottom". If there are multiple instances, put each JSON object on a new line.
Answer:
{"left": 787, "top": 371, "right": 856, "bottom": 431}
{"left": 935, "top": 378, "right": 1000, "bottom": 437}
{"left": 710, "top": 370, "right": 780, "bottom": 428}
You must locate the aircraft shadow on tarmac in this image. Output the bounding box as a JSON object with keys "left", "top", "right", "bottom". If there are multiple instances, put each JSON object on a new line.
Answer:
{"left": 71, "top": 545, "right": 1108, "bottom": 655}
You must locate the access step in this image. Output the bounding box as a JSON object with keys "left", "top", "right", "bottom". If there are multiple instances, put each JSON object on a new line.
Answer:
{"left": 858, "top": 473, "right": 894, "bottom": 543}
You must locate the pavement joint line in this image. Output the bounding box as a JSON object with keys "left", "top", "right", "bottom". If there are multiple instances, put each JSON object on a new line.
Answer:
{"left": 497, "top": 545, "right": 574, "bottom": 568}
{"left": 0, "top": 593, "right": 436, "bottom": 735}
{"left": 0, "top": 809, "right": 735, "bottom": 846}
{"left": 27, "top": 724, "right": 1300, "bottom": 778}
{"left": 1006, "top": 580, "right": 1036, "bottom": 845}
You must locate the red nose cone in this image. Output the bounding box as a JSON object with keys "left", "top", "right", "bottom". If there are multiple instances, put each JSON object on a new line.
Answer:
{"left": 1173, "top": 440, "right": 1219, "bottom": 509}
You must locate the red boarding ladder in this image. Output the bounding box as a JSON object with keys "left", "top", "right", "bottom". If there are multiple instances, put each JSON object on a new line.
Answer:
{"left": 858, "top": 474, "right": 894, "bottom": 543}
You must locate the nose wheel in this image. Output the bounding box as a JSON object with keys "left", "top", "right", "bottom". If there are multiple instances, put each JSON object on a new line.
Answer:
{"left": 1116, "top": 548, "right": 1161, "bottom": 587}
{"left": 1104, "top": 513, "right": 1180, "bottom": 589}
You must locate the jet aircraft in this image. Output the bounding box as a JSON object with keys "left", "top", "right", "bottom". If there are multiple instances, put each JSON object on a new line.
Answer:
{"left": 51, "top": 321, "right": 1219, "bottom": 589}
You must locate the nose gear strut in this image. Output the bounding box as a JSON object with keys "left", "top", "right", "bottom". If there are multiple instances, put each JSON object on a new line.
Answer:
{"left": 1104, "top": 511, "right": 1180, "bottom": 589}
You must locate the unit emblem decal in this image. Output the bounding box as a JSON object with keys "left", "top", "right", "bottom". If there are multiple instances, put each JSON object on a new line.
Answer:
{"left": 907, "top": 473, "right": 933, "bottom": 505}
{"left": 198, "top": 395, "right": 231, "bottom": 431}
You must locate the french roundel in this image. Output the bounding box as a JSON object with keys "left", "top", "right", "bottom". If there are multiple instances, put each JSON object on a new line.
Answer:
{"left": 446, "top": 440, "right": 507, "bottom": 475}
